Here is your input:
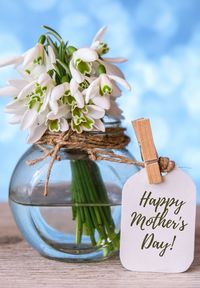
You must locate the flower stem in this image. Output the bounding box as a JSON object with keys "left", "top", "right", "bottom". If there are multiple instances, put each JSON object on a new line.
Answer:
{"left": 70, "top": 159, "right": 119, "bottom": 256}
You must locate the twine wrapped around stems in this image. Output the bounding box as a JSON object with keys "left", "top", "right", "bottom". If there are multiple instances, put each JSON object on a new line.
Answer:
{"left": 27, "top": 127, "right": 175, "bottom": 196}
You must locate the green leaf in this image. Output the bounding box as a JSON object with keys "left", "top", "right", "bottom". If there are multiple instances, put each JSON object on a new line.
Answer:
{"left": 42, "top": 25, "right": 63, "bottom": 43}
{"left": 46, "top": 35, "right": 59, "bottom": 57}
{"left": 58, "top": 41, "right": 65, "bottom": 61}
{"left": 52, "top": 64, "right": 62, "bottom": 78}
{"left": 56, "top": 58, "right": 71, "bottom": 75}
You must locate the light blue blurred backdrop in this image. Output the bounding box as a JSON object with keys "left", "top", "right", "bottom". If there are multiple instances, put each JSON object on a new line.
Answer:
{"left": 0, "top": 0, "right": 199, "bottom": 201}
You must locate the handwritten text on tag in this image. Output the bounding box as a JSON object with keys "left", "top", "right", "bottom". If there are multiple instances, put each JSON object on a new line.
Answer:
{"left": 120, "top": 168, "right": 196, "bottom": 273}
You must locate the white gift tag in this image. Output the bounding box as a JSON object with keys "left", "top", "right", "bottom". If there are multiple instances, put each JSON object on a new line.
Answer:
{"left": 120, "top": 167, "right": 196, "bottom": 273}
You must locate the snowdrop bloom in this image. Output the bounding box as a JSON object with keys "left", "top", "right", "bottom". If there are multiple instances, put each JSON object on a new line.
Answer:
{"left": 71, "top": 102, "right": 105, "bottom": 134}
{"left": 0, "top": 43, "right": 56, "bottom": 80}
{"left": 20, "top": 45, "right": 56, "bottom": 80}
{"left": 70, "top": 78, "right": 85, "bottom": 108}
{"left": 46, "top": 114, "right": 70, "bottom": 133}
{"left": 90, "top": 26, "right": 129, "bottom": 84}
{"left": 48, "top": 79, "right": 105, "bottom": 134}
{"left": 47, "top": 82, "right": 73, "bottom": 134}
{"left": 91, "top": 26, "right": 128, "bottom": 64}
{"left": 27, "top": 111, "right": 49, "bottom": 143}
{"left": 49, "top": 82, "right": 71, "bottom": 114}
{"left": 85, "top": 68, "right": 131, "bottom": 110}
{"left": 91, "top": 26, "right": 109, "bottom": 56}
{"left": 69, "top": 48, "right": 99, "bottom": 83}
{"left": 4, "top": 73, "right": 55, "bottom": 142}
{"left": 0, "top": 78, "right": 29, "bottom": 100}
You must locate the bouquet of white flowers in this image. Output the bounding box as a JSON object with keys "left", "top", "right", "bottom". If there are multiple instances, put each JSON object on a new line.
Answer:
{"left": 0, "top": 26, "right": 130, "bottom": 143}
{"left": 1, "top": 26, "right": 131, "bottom": 259}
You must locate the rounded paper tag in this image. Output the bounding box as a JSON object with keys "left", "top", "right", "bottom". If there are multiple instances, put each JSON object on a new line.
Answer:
{"left": 120, "top": 167, "right": 196, "bottom": 273}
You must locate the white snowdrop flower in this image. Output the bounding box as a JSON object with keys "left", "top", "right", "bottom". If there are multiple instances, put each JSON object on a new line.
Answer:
{"left": 46, "top": 113, "right": 70, "bottom": 133}
{"left": 91, "top": 26, "right": 128, "bottom": 63}
{"left": 46, "top": 82, "right": 73, "bottom": 134}
{"left": 0, "top": 43, "right": 43, "bottom": 68}
{"left": 69, "top": 47, "right": 99, "bottom": 83}
{"left": 0, "top": 43, "right": 56, "bottom": 80}
{"left": 4, "top": 73, "right": 55, "bottom": 143}
{"left": 27, "top": 111, "right": 49, "bottom": 144}
{"left": 70, "top": 78, "right": 85, "bottom": 108}
{"left": 85, "top": 65, "right": 131, "bottom": 110}
{"left": 70, "top": 103, "right": 105, "bottom": 134}
{"left": 49, "top": 82, "right": 71, "bottom": 114}
{"left": 0, "top": 78, "right": 30, "bottom": 98}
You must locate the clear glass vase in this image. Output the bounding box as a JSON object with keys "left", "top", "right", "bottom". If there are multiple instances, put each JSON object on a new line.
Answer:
{"left": 9, "top": 125, "right": 138, "bottom": 262}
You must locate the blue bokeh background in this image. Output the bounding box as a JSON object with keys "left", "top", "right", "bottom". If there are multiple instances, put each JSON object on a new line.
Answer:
{"left": 0, "top": 0, "right": 199, "bottom": 201}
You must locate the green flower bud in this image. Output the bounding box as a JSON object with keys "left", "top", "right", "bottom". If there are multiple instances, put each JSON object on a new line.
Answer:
{"left": 67, "top": 46, "right": 77, "bottom": 55}
{"left": 61, "top": 75, "right": 70, "bottom": 83}
{"left": 38, "top": 35, "right": 46, "bottom": 44}
{"left": 98, "top": 64, "right": 106, "bottom": 75}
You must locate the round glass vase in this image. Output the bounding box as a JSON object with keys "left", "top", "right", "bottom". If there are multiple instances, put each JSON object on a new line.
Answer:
{"left": 9, "top": 126, "right": 138, "bottom": 262}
